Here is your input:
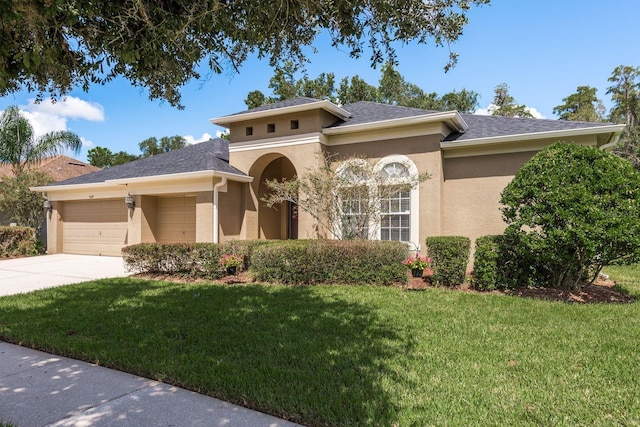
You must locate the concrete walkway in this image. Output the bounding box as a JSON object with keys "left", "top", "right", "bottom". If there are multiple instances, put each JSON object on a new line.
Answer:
{"left": 0, "top": 255, "right": 304, "bottom": 427}
{"left": 0, "top": 342, "right": 302, "bottom": 426}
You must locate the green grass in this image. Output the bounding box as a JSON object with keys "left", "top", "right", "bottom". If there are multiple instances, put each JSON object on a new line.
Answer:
{"left": 1, "top": 268, "right": 640, "bottom": 426}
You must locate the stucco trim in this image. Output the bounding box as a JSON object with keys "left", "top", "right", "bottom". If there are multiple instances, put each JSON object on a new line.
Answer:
{"left": 31, "top": 170, "right": 253, "bottom": 193}
{"left": 210, "top": 100, "right": 351, "bottom": 127}
{"left": 322, "top": 111, "right": 468, "bottom": 136}
{"left": 441, "top": 124, "right": 625, "bottom": 152}
{"left": 228, "top": 133, "right": 326, "bottom": 152}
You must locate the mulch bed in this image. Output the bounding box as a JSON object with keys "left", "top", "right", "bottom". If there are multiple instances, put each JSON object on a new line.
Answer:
{"left": 137, "top": 271, "right": 634, "bottom": 304}
{"left": 406, "top": 273, "right": 635, "bottom": 304}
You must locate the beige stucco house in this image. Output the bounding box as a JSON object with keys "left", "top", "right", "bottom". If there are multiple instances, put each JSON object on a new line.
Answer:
{"left": 34, "top": 98, "right": 625, "bottom": 256}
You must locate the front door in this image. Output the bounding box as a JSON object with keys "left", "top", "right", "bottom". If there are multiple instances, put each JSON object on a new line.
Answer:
{"left": 287, "top": 201, "right": 298, "bottom": 239}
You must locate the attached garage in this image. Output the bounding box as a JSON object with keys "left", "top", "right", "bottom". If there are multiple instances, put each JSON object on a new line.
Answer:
{"left": 63, "top": 199, "right": 128, "bottom": 256}
{"left": 157, "top": 196, "right": 196, "bottom": 243}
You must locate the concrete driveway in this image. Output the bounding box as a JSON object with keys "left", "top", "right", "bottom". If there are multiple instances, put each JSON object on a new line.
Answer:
{"left": 0, "top": 254, "right": 129, "bottom": 296}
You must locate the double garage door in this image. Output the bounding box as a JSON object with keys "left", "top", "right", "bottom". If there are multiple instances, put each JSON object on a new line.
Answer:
{"left": 63, "top": 200, "right": 128, "bottom": 256}
{"left": 62, "top": 197, "right": 196, "bottom": 256}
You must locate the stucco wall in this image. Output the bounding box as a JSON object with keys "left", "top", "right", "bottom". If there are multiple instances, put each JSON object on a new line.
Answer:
{"left": 442, "top": 151, "right": 537, "bottom": 246}
{"left": 230, "top": 141, "right": 324, "bottom": 240}
{"left": 219, "top": 180, "right": 245, "bottom": 242}
{"left": 229, "top": 110, "right": 338, "bottom": 143}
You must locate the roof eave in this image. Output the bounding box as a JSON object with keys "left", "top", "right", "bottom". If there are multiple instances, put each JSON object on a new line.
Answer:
{"left": 210, "top": 100, "right": 351, "bottom": 128}
{"left": 440, "top": 124, "right": 626, "bottom": 150}
{"left": 31, "top": 170, "right": 253, "bottom": 192}
{"left": 322, "top": 110, "right": 468, "bottom": 136}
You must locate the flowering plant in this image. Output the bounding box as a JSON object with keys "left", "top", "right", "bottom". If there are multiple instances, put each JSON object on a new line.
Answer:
{"left": 402, "top": 254, "right": 432, "bottom": 270}
{"left": 219, "top": 253, "right": 244, "bottom": 269}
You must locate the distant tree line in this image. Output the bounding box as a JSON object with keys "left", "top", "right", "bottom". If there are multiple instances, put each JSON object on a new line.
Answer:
{"left": 85, "top": 63, "right": 640, "bottom": 170}
{"left": 245, "top": 62, "right": 640, "bottom": 169}
{"left": 87, "top": 135, "right": 187, "bottom": 167}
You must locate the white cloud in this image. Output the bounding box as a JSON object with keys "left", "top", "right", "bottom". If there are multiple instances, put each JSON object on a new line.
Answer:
{"left": 526, "top": 107, "right": 545, "bottom": 119}
{"left": 26, "top": 97, "right": 105, "bottom": 122}
{"left": 183, "top": 132, "right": 213, "bottom": 145}
{"left": 80, "top": 137, "right": 94, "bottom": 148}
{"left": 0, "top": 97, "right": 106, "bottom": 140}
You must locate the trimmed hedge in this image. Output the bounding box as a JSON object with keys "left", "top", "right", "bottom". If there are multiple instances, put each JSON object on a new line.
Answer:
{"left": 425, "top": 236, "right": 470, "bottom": 286}
{"left": 472, "top": 234, "right": 559, "bottom": 290}
{"left": 472, "top": 235, "right": 503, "bottom": 290}
{"left": 122, "top": 243, "right": 224, "bottom": 278}
{"left": 251, "top": 239, "right": 408, "bottom": 285}
{"left": 0, "top": 226, "right": 39, "bottom": 258}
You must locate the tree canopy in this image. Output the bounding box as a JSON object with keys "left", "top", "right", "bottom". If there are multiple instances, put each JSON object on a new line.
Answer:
{"left": 139, "top": 136, "right": 187, "bottom": 157}
{"left": 607, "top": 65, "right": 640, "bottom": 169}
{"left": 490, "top": 83, "right": 533, "bottom": 118}
{"left": 245, "top": 62, "right": 480, "bottom": 113}
{"left": 87, "top": 146, "right": 140, "bottom": 168}
{"left": 553, "top": 86, "right": 605, "bottom": 122}
{"left": 1, "top": 0, "right": 489, "bottom": 108}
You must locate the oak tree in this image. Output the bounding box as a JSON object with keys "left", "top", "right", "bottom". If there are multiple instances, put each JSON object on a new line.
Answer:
{"left": 1, "top": 0, "right": 489, "bottom": 108}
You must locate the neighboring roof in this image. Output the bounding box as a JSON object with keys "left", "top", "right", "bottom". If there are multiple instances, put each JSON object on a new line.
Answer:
{"left": 50, "top": 139, "right": 248, "bottom": 187}
{"left": 0, "top": 155, "right": 100, "bottom": 181}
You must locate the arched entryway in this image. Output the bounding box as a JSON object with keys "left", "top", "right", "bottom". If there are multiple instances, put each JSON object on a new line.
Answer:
{"left": 251, "top": 155, "right": 298, "bottom": 240}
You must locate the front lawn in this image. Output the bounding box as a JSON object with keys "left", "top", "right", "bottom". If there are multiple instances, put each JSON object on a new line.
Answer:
{"left": 0, "top": 267, "right": 639, "bottom": 426}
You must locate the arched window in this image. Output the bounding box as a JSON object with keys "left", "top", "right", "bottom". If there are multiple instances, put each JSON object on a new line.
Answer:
{"left": 375, "top": 156, "right": 420, "bottom": 246}
{"left": 337, "top": 159, "right": 372, "bottom": 240}
{"left": 335, "top": 156, "right": 420, "bottom": 244}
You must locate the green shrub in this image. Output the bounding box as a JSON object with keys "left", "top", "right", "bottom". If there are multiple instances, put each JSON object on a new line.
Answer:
{"left": 0, "top": 226, "right": 39, "bottom": 258}
{"left": 251, "top": 239, "right": 408, "bottom": 285}
{"left": 472, "top": 235, "right": 501, "bottom": 290}
{"left": 122, "top": 243, "right": 224, "bottom": 278}
{"left": 501, "top": 142, "right": 640, "bottom": 288}
{"left": 425, "top": 236, "right": 470, "bottom": 286}
{"left": 220, "top": 240, "right": 272, "bottom": 270}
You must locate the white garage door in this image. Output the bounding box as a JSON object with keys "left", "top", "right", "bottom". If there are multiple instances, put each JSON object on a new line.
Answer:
{"left": 157, "top": 196, "right": 196, "bottom": 243}
{"left": 63, "top": 200, "right": 128, "bottom": 256}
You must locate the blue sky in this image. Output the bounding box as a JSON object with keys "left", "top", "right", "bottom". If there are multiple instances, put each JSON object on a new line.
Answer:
{"left": 1, "top": 0, "right": 639, "bottom": 162}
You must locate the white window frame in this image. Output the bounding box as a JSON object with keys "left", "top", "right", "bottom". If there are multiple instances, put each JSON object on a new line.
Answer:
{"left": 336, "top": 158, "right": 376, "bottom": 240}
{"left": 374, "top": 155, "right": 420, "bottom": 248}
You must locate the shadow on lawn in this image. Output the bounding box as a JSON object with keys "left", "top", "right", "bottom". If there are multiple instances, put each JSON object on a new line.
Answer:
{"left": 0, "top": 279, "right": 412, "bottom": 426}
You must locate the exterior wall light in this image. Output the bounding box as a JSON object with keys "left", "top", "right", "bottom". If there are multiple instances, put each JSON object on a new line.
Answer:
{"left": 43, "top": 199, "right": 52, "bottom": 213}
{"left": 125, "top": 194, "right": 135, "bottom": 210}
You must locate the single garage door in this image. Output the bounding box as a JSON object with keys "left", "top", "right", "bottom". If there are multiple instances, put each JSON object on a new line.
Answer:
{"left": 157, "top": 196, "right": 196, "bottom": 243}
{"left": 63, "top": 200, "right": 128, "bottom": 256}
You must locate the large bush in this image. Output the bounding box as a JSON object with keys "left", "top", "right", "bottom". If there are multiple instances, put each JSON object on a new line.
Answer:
{"left": 251, "top": 239, "right": 408, "bottom": 285}
{"left": 501, "top": 142, "right": 640, "bottom": 288}
{"left": 0, "top": 226, "right": 39, "bottom": 258}
{"left": 425, "top": 236, "right": 470, "bottom": 286}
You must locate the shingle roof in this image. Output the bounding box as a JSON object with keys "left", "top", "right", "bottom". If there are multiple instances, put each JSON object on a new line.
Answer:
{"left": 52, "top": 139, "right": 246, "bottom": 186}
{"left": 320, "top": 100, "right": 616, "bottom": 140}
{"left": 227, "top": 97, "right": 322, "bottom": 116}
{"left": 445, "top": 114, "right": 613, "bottom": 142}
{"left": 335, "top": 101, "right": 437, "bottom": 126}
{"left": 0, "top": 155, "right": 99, "bottom": 181}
